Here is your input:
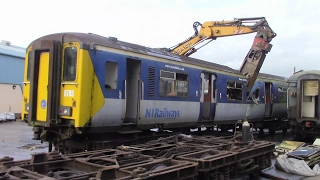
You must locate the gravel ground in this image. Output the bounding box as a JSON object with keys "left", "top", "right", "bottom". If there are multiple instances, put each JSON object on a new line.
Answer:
{"left": 0, "top": 120, "right": 48, "bottom": 161}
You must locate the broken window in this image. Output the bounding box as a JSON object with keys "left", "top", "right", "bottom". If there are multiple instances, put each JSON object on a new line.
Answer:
{"left": 203, "top": 74, "right": 209, "bottom": 94}
{"left": 105, "top": 61, "right": 118, "bottom": 90}
{"left": 248, "top": 88, "right": 260, "bottom": 103}
{"left": 227, "top": 81, "right": 243, "bottom": 101}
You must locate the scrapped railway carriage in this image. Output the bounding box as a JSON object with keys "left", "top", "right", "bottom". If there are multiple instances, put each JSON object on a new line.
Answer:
{"left": 22, "top": 33, "right": 287, "bottom": 152}
{"left": 287, "top": 70, "right": 320, "bottom": 138}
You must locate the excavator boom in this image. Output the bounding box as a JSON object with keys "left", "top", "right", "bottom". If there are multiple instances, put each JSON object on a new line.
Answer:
{"left": 168, "top": 17, "right": 276, "bottom": 94}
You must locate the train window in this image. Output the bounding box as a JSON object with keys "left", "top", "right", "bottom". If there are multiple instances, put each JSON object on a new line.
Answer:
{"left": 278, "top": 87, "right": 287, "bottom": 103}
{"left": 203, "top": 74, "right": 209, "bottom": 94}
{"left": 159, "top": 70, "right": 188, "bottom": 97}
{"left": 26, "top": 51, "right": 31, "bottom": 81}
{"left": 160, "top": 71, "right": 175, "bottom": 79}
{"left": 176, "top": 73, "right": 188, "bottom": 97}
{"left": 63, "top": 47, "right": 77, "bottom": 81}
{"left": 105, "top": 62, "right": 118, "bottom": 90}
{"left": 303, "top": 81, "right": 319, "bottom": 96}
{"left": 278, "top": 87, "right": 287, "bottom": 91}
{"left": 227, "top": 81, "right": 243, "bottom": 101}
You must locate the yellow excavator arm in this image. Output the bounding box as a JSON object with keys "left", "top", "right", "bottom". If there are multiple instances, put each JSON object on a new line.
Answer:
{"left": 169, "top": 17, "right": 275, "bottom": 56}
{"left": 168, "top": 17, "right": 276, "bottom": 94}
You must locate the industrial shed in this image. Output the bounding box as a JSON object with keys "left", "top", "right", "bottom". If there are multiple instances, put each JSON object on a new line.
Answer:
{"left": 0, "top": 40, "right": 25, "bottom": 114}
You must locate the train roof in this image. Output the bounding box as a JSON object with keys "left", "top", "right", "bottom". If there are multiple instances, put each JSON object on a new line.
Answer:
{"left": 30, "top": 32, "right": 286, "bottom": 81}
{"left": 287, "top": 70, "right": 320, "bottom": 82}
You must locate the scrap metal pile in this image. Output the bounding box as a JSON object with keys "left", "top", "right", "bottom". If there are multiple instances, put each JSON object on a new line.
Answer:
{"left": 269, "top": 139, "right": 320, "bottom": 177}
{"left": 286, "top": 145, "right": 320, "bottom": 167}
{"left": 0, "top": 134, "right": 275, "bottom": 180}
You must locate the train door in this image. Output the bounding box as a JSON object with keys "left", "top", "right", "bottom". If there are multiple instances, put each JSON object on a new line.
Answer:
{"left": 123, "top": 58, "right": 141, "bottom": 123}
{"left": 28, "top": 40, "right": 61, "bottom": 127}
{"left": 301, "top": 80, "right": 319, "bottom": 118}
{"left": 264, "top": 83, "right": 273, "bottom": 117}
{"left": 199, "top": 73, "right": 216, "bottom": 120}
{"left": 36, "top": 52, "right": 50, "bottom": 121}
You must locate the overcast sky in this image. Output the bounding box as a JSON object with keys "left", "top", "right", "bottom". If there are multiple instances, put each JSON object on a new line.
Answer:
{"left": 1, "top": 0, "right": 319, "bottom": 78}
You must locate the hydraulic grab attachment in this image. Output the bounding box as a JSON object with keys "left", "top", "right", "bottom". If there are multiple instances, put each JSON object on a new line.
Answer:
{"left": 168, "top": 17, "right": 276, "bottom": 94}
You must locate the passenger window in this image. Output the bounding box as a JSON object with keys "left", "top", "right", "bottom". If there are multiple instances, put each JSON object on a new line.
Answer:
{"left": 278, "top": 87, "right": 287, "bottom": 103}
{"left": 227, "top": 81, "right": 243, "bottom": 101}
{"left": 63, "top": 47, "right": 77, "bottom": 81}
{"left": 159, "top": 70, "right": 188, "bottom": 97}
{"left": 105, "top": 61, "right": 118, "bottom": 90}
{"left": 203, "top": 74, "right": 209, "bottom": 94}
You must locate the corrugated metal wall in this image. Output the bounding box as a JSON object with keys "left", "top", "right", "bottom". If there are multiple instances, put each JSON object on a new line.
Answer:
{"left": 0, "top": 42, "right": 26, "bottom": 114}
{"left": 0, "top": 54, "right": 25, "bottom": 86}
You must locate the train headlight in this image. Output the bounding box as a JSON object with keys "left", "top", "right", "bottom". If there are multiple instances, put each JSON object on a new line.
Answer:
{"left": 58, "top": 106, "right": 72, "bottom": 116}
{"left": 25, "top": 103, "right": 30, "bottom": 112}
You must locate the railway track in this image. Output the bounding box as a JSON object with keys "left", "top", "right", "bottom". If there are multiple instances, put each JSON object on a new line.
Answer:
{"left": 0, "top": 133, "right": 275, "bottom": 180}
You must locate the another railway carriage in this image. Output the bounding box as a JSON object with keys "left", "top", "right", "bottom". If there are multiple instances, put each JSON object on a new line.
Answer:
{"left": 287, "top": 70, "right": 320, "bottom": 138}
{"left": 22, "top": 33, "right": 287, "bottom": 152}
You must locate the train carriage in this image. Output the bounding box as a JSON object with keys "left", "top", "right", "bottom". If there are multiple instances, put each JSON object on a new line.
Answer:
{"left": 22, "top": 33, "right": 287, "bottom": 151}
{"left": 287, "top": 70, "right": 320, "bottom": 138}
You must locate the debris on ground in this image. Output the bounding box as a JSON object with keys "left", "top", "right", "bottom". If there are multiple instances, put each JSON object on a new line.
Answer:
{"left": 275, "top": 140, "right": 305, "bottom": 155}
{"left": 272, "top": 138, "right": 320, "bottom": 177}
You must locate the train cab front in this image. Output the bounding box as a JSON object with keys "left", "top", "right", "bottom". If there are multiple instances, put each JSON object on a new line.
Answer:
{"left": 21, "top": 37, "right": 87, "bottom": 149}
